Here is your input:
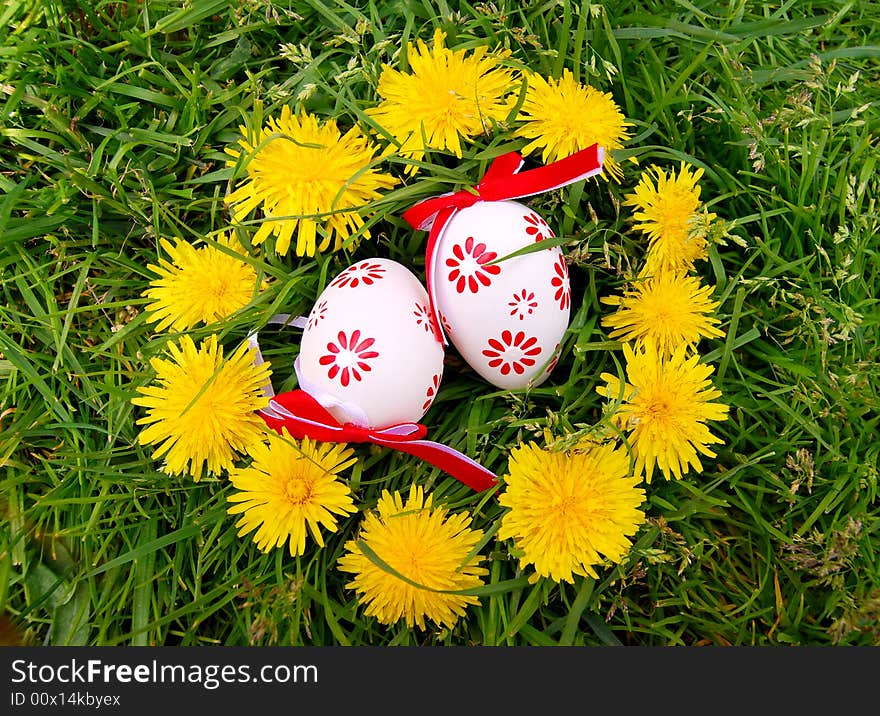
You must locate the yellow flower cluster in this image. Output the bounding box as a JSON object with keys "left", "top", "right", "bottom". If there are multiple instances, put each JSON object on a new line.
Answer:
{"left": 129, "top": 27, "right": 732, "bottom": 634}
{"left": 596, "top": 163, "right": 730, "bottom": 483}
{"left": 223, "top": 29, "right": 632, "bottom": 259}
{"left": 494, "top": 167, "right": 730, "bottom": 588}
{"left": 135, "top": 228, "right": 274, "bottom": 482}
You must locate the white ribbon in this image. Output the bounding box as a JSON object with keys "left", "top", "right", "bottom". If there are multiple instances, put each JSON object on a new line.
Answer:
{"left": 247, "top": 314, "right": 372, "bottom": 425}
{"left": 246, "top": 314, "right": 306, "bottom": 398}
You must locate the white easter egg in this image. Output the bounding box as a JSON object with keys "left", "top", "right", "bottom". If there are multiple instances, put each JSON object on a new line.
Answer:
{"left": 297, "top": 258, "right": 444, "bottom": 428}
{"left": 430, "top": 200, "right": 570, "bottom": 390}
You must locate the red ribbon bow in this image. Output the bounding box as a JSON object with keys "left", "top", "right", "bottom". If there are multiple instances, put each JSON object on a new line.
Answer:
{"left": 402, "top": 144, "right": 605, "bottom": 342}
{"left": 259, "top": 389, "right": 498, "bottom": 493}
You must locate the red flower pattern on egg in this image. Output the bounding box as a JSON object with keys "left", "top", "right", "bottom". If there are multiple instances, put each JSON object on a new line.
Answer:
{"left": 481, "top": 330, "right": 542, "bottom": 376}
{"left": 422, "top": 373, "right": 441, "bottom": 412}
{"left": 439, "top": 311, "right": 453, "bottom": 337}
{"left": 413, "top": 301, "right": 443, "bottom": 342}
{"left": 508, "top": 289, "right": 538, "bottom": 320}
{"left": 319, "top": 330, "right": 379, "bottom": 387}
{"left": 331, "top": 261, "right": 386, "bottom": 289}
{"left": 307, "top": 300, "right": 328, "bottom": 330}
{"left": 524, "top": 212, "right": 554, "bottom": 243}
{"left": 551, "top": 255, "right": 571, "bottom": 311}
{"left": 545, "top": 342, "right": 561, "bottom": 376}
{"left": 446, "top": 236, "right": 501, "bottom": 294}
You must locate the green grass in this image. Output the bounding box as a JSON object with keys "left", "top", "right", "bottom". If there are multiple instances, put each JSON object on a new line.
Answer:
{"left": 1, "top": 0, "right": 878, "bottom": 647}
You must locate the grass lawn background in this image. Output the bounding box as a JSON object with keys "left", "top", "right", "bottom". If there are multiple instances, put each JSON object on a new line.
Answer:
{"left": 1, "top": 0, "right": 878, "bottom": 646}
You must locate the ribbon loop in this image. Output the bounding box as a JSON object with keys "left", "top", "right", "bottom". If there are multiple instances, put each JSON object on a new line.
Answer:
{"left": 402, "top": 144, "right": 604, "bottom": 233}
{"left": 260, "top": 389, "right": 497, "bottom": 493}
{"left": 371, "top": 423, "right": 429, "bottom": 441}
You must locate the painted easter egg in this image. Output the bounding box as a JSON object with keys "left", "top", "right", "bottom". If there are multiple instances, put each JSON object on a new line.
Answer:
{"left": 430, "top": 200, "right": 570, "bottom": 390}
{"left": 296, "top": 258, "right": 445, "bottom": 428}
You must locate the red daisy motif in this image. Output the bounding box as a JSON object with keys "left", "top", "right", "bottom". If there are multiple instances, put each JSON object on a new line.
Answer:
{"left": 331, "top": 261, "right": 386, "bottom": 289}
{"left": 422, "top": 373, "right": 441, "bottom": 412}
{"left": 523, "top": 212, "right": 554, "bottom": 243}
{"left": 318, "top": 330, "right": 379, "bottom": 387}
{"left": 446, "top": 236, "right": 501, "bottom": 294}
{"left": 439, "top": 311, "right": 453, "bottom": 336}
{"left": 551, "top": 254, "right": 571, "bottom": 311}
{"left": 307, "top": 300, "right": 328, "bottom": 330}
{"left": 481, "top": 330, "right": 543, "bottom": 377}
{"left": 413, "top": 301, "right": 442, "bottom": 342}
{"left": 413, "top": 302, "right": 432, "bottom": 332}
{"left": 545, "top": 342, "right": 561, "bottom": 376}
{"left": 508, "top": 289, "right": 538, "bottom": 320}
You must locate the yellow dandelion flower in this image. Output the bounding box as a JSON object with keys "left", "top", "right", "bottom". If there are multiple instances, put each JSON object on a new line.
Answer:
{"left": 142, "top": 232, "right": 259, "bottom": 332}
{"left": 338, "top": 484, "right": 487, "bottom": 630}
{"left": 367, "top": 28, "right": 517, "bottom": 169}
{"left": 227, "top": 432, "right": 357, "bottom": 557}
{"left": 601, "top": 272, "right": 725, "bottom": 355}
{"left": 497, "top": 442, "right": 645, "bottom": 584}
{"left": 624, "top": 162, "right": 716, "bottom": 274}
{"left": 514, "top": 69, "right": 630, "bottom": 180}
{"left": 225, "top": 105, "right": 397, "bottom": 257}
{"left": 131, "top": 335, "right": 271, "bottom": 481}
{"left": 597, "top": 341, "right": 729, "bottom": 482}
